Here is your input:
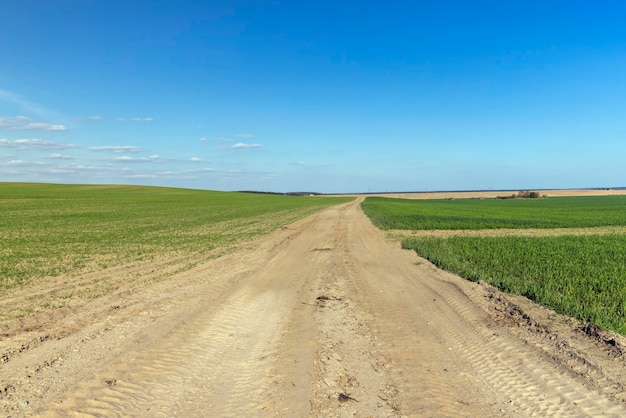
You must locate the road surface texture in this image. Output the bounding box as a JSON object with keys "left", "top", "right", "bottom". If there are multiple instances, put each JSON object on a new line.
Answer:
{"left": 2, "top": 199, "right": 626, "bottom": 417}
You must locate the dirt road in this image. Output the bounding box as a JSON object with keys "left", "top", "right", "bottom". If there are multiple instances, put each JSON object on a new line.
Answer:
{"left": 3, "top": 199, "right": 626, "bottom": 416}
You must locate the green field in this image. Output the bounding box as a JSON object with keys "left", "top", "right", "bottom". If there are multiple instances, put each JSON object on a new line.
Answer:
{"left": 361, "top": 195, "right": 626, "bottom": 230}
{"left": 0, "top": 183, "right": 350, "bottom": 290}
{"left": 362, "top": 195, "right": 626, "bottom": 335}
{"left": 403, "top": 235, "right": 626, "bottom": 334}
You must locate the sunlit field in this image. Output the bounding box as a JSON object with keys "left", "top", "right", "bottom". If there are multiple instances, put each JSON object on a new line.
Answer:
{"left": 362, "top": 195, "right": 626, "bottom": 230}
{"left": 0, "top": 183, "right": 350, "bottom": 290}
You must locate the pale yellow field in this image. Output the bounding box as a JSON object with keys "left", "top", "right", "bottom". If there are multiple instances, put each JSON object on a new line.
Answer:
{"left": 359, "top": 188, "right": 626, "bottom": 199}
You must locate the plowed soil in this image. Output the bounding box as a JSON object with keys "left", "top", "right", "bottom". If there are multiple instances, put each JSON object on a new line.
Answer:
{"left": 2, "top": 198, "right": 626, "bottom": 417}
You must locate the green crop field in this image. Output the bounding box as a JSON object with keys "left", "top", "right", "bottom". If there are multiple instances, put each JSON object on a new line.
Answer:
{"left": 0, "top": 183, "right": 350, "bottom": 290}
{"left": 362, "top": 195, "right": 626, "bottom": 335}
{"left": 403, "top": 235, "right": 626, "bottom": 334}
{"left": 361, "top": 195, "right": 626, "bottom": 230}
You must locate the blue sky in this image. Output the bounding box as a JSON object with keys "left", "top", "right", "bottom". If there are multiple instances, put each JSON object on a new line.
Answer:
{"left": 1, "top": 1, "right": 625, "bottom": 193}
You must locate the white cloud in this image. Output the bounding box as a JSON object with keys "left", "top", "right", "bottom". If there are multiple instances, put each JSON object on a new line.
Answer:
{"left": 112, "top": 154, "right": 169, "bottom": 163}
{"left": 6, "top": 160, "right": 27, "bottom": 165}
{"left": 75, "top": 115, "right": 103, "bottom": 121}
{"left": 113, "top": 156, "right": 148, "bottom": 163}
{"left": 0, "top": 116, "right": 28, "bottom": 125}
{"left": 118, "top": 117, "right": 153, "bottom": 122}
{"left": 123, "top": 174, "right": 156, "bottom": 179}
{"left": 217, "top": 142, "right": 263, "bottom": 150}
{"left": 217, "top": 137, "right": 232, "bottom": 142}
{"left": 24, "top": 123, "right": 66, "bottom": 131}
{"left": 199, "top": 137, "right": 209, "bottom": 142}
{"left": 231, "top": 142, "right": 262, "bottom": 149}
{"left": 0, "top": 116, "right": 66, "bottom": 131}
{"left": 89, "top": 145, "right": 143, "bottom": 153}
{"left": 63, "top": 163, "right": 112, "bottom": 171}
{"left": 6, "top": 159, "right": 44, "bottom": 166}
{"left": 148, "top": 155, "right": 170, "bottom": 163}
{"left": 190, "top": 157, "right": 202, "bottom": 162}
{"left": 48, "top": 153, "right": 76, "bottom": 160}
{"left": 48, "top": 168, "right": 76, "bottom": 174}
{"left": 0, "top": 138, "right": 76, "bottom": 150}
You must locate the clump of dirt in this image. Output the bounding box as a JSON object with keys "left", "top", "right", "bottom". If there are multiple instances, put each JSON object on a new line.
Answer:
{"left": 580, "top": 322, "right": 602, "bottom": 338}
{"left": 315, "top": 295, "right": 343, "bottom": 307}
{"left": 104, "top": 379, "right": 117, "bottom": 387}
{"left": 338, "top": 392, "right": 358, "bottom": 403}
{"left": 579, "top": 323, "right": 623, "bottom": 356}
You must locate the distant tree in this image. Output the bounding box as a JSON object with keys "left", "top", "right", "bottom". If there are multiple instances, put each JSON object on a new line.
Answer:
{"left": 516, "top": 190, "right": 543, "bottom": 199}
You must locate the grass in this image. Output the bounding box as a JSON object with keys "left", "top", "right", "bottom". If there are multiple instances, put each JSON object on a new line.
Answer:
{"left": 0, "top": 183, "right": 351, "bottom": 290}
{"left": 361, "top": 195, "right": 626, "bottom": 335}
{"left": 361, "top": 195, "right": 626, "bottom": 230}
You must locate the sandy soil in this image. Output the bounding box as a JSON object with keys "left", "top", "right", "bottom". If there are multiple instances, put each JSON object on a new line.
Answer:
{"left": 2, "top": 198, "right": 626, "bottom": 416}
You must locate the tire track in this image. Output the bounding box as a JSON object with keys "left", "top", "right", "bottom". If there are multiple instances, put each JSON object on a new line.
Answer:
{"left": 309, "top": 203, "right": 399, "bottom": 417}
{"left": 40, "top": 284, "right": 286, "bottom": 416}
{"left": 418, "top": 272, "right": 626, "bottom": 416}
